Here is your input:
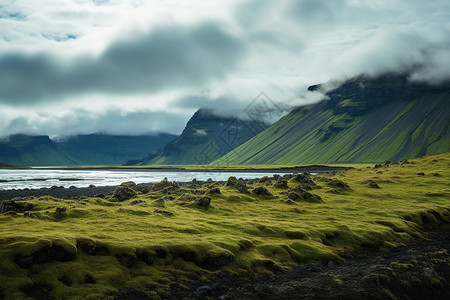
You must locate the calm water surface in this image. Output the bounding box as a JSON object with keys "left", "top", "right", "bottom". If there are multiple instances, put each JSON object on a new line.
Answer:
{"left": 0, "top": 168, "right": 295, "bottom": 190}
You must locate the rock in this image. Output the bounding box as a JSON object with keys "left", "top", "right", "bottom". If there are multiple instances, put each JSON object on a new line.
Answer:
{"left": 237, "top": 184, "right": 250, "bottom": 194}
{"left": 69, "top": 186, "right": 77, "bottom": 189}
{"left": 293, "top": 173, "right": 316, "bottom": 189}
{"left": 23, "top": 211, "right": 35, "bottom": 218}
{"left": 88, "top": 184, "right": 96, "bottom": 188}
{"left": 327, "top": 179, "right": 350, "bottom": 189}
{"left": 374, "top": 164, "right": 383, "bottom": 169}
{"left": 196, "top": 285, "right": 211, "bottom": 298}
{"left": 55, "top": 207, "right": 67, "bottom": 213}
{"left": 252, "top": 186, "right": 273, "bottom": 196}
{"left": 164, "top": 195, "right": 174, "bottom": 201}
{"left": 274, "top": 179, "right": 288, "bottom": 189}
{"left": 112, "top": 185, "right": 137, "bottom": 201}
{"left": 288, "top": 192, "right": 300, "bottom": 201}
{"left": 130, "top": 199, "right": 145, "bottom": 205}
{"left": 153, "top": 209, "right": 174, "bottom": 216}
{"left": 191, "top": 178, "right": 198, "bottom": 185}
{"left": 208, "top": 187, "right": 221, "bottom": 194}
{"left": 120, "top": 181, "right": 137, "bottom": 190}
{"left": 259, "top": 176, "right": 270, "bottom": 183}
{"left": 417, "top": 172, "right": 425, "bottom": 176}
{"left": 225, "top": 176, "right": 238, "bottom": 187}
{"left": 368, "top": 181, "right": 380, "bottom": 188}
{"left": 206, "top": 178, "right": 213, "bottom": 183}
{"left": 94, "top": 194, "right": 106, "bottom": 198}
{"left": 153, "top": 199, "right": 165, "bottom": 207}
{"left": 0, "top": 200, "right": 33, "bottom": 214}
{"left": 194, "top": 196, "right": 211, "bottom": 209}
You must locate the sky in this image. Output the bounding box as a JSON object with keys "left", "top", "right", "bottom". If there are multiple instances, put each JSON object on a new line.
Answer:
{"left": 0, "top": 0, "right": 449, "bottom": 137}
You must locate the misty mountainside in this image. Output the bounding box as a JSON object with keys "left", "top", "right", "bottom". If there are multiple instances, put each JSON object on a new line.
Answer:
{"left": 0, "top": 133, "right": 177, "bottom": 166}
{"left": 128, "top": 108, "right": 268, "bottom": 165}
{"left": 214, "top": 75, "right": 450, "bottom": 165}
{"left": 55, "top": 133, "right": 177, "bottom": 166}
{"left": 0, "top": 135, "right": 77, "bottom": 166}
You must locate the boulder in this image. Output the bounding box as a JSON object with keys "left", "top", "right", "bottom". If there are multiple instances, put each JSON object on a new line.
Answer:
{"left": 252, "top": 186, "right": 273, "bottom": 196}
{"left": 112, "top": 186, "right": 137, "bottom": 201}
{"left": 194, "top": 196, "right": 211, "bottom": 209}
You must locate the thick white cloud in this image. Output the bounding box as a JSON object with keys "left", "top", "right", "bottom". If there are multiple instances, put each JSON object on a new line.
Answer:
{"left": 0, "top": 0, "right": 449, "bottom": 137}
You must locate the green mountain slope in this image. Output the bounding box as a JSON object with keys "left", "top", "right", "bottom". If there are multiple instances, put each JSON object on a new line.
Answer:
{"left": 55, "top": 133, "right": 176, "bottom": 166}
{"left": 131, "top": 108, "right": 267, "bottom": 165}
{"left": 0, "top": 135, "right": 77, "bottom": 166}
{"left": 0, "top": 133, "right": 177, "bottom": 166}
{"left": 214, "top": 75, "right": 450, "bottom": 165}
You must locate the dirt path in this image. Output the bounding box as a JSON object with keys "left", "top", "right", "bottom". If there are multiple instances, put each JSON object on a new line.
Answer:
{"left": 188, "top": 225, "right": 450, "bottom": 300}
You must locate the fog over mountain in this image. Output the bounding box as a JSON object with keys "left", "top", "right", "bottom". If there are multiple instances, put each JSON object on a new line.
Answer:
{"left": 0, "top": 0, "right": 449, "bottom": 137}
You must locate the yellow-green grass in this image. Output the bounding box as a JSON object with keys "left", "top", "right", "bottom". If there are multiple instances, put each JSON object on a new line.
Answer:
{"left": 0, "top": 153, "right": 449, "bottom": 299}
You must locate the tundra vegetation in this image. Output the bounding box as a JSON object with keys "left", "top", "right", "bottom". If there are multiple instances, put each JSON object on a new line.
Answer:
{"left": 0, "top": 153, "right": 449, "bottom": 299}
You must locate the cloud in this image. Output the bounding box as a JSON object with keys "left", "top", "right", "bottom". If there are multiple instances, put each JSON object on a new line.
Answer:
{"left": 0, "top": 0, "right": 450, "bottom": 138}
{"left": 193, "top": 129, "right": 207, "bottom": 137}
{"left": 0, "top": 21, "right": 246, "bottom": 104}
{"left": 0, "top": 106, "right": 189, "bottom": 137}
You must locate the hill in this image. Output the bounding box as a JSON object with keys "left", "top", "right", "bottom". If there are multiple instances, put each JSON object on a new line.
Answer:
{"left": 129, "top": 108, "right": 267, "bottom": 165}
{"left": 0, "top": 133, "right": 177, "bottom": 166}
{"left": 55, "top": 133, "right": 176, "bottom": 166}
{"left": 214, "top": 75, "right": 450, "bottom": 165}
{"left": 0, "top": 134, "right": 77, "bottom": 166}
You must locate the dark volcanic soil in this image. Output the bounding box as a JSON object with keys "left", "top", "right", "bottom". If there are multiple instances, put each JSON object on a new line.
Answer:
{"left": 187, "top": 226, "right": 450, "bottom": 300}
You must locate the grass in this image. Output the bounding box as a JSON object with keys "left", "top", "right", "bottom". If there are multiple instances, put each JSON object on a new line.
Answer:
{"left": 0, "top": 153, "right": 449, "bottom": 299}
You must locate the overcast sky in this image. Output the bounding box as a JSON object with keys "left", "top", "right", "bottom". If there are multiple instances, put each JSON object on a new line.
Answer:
{"left": 0, "top": 0, "right": 449, "bottom": 137}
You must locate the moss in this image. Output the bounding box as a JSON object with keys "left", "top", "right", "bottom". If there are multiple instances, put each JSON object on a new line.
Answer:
{"left": 0, "top": 153, "right": 449, "bottom": 298}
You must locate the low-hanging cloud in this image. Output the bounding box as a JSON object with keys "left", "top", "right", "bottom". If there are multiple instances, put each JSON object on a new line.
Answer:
{"left": 0, "top": 21, "right": 246, "bottom": 104}
{"left": 0, "top": 0, "right": 449, "bottom": 138}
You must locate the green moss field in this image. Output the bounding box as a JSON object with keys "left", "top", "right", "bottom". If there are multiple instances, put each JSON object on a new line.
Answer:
{"left": 0, "top": 153, "right": 449, "bottom": 299}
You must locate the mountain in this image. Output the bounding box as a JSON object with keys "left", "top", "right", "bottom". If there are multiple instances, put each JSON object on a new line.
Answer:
{"left": 55, "top": 133, "right": 176, "bottom": 166}
{"left": 0, "top": 134, "right": 77, "bottom": 166}
{"left": 129, "top": 108, "right": 268, "bottom": 165}
{"left": 214, "top": 75, "right": 450, "bottom": 165}
{"left": 0, "top": 133, "right": 177, "bottom": 166}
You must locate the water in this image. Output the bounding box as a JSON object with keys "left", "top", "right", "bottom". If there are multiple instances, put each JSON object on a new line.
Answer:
{"left": 0, "top": 168, "right": 295, "bottom": 190}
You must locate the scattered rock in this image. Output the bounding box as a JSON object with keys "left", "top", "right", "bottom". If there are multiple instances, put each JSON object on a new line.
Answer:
{"left": 0, "top": 200, "right": 33, "bottom": 214}
{"left": 131, "top": 199, "right": 145, "bottom": 205}
{"left": 120, "top": 181, "right": 137, "bottom": 190}
{"left": 194, "top": 196, "right": 211, "bottom": 209}
{"left": 208, "top": 187, "right": 221, "bottom": 194}
{"left": 112, "top": 185, "right": 137, "bottom": 201}
{"left": 23, "top": 211, "right": 35, "bottom": 218}
{"left": 154, "top": 209, "right": 174, "bottom": 216}
{"left": 252, "top": 186, "right": 273, "bottom": 196}
{"left": 368, "top": 181, "right": 380, "bottom": 189}
{"left": 327, "top": 179, "right": 350, "bottom": 189}
{"left": 293, "top": 173, "right": 316, "bottom": 190}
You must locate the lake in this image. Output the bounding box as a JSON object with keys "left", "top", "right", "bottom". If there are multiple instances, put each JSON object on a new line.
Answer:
{"left": 0, "top": 168, "right": 297, "bottom": 190}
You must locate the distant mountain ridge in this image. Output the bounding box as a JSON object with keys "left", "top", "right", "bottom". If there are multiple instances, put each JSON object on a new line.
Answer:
{"left": 0, "top": 133, "right": 177, "bottom": 166}
{"left": 214, "top": 75, "right": 450, "bottom": 165}
{"left": 128, "top": 108, "right": 268, "bottom": 165}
